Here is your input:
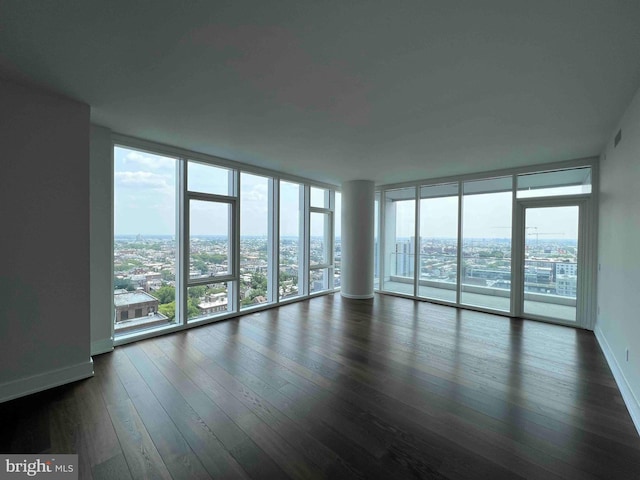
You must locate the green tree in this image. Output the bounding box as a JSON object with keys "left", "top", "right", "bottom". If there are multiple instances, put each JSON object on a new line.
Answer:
{"left": 187, "top": 298, "right": 201, "bottom": 317}
{"left": 210, "top": 254, "right": 226, "bottom": 264}
{"left": 251, "top": 273, "right": 268, "bottom": 291}
{"left": 188, "top": 285, "right": 206, "bottom": 300}
{"left": 158, "top": 301, "right": 175, "bottom": 320}
{"left": 280, "top": 271, "right": 294, "bottom": 282}
{"left": 114, "top": 278, "right": 135, "bottom": 291}
{"left": 192, "top": 252, "right": 227, "bottom": 265}
{"left": 193, "top": 259, "right": 207, "bottom": 273}
{"left": 114, "top": 259, "right": 144, "bottom": 272}
{"left": 241, "top": 296, "right": 255, "bottom": 307}
{"left": 158, "top": 298, "right": 201, "bottom": 320}
{"left": 155, "top": 285, "right": 175, "bottom": 304}
{"left": 161, "top": 269, "right": 174, "bottom": 282}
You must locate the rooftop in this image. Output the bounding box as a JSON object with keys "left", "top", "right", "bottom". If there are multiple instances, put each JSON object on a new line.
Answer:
{"left": 114, "top": 290, "right": 159, "bottom": 307}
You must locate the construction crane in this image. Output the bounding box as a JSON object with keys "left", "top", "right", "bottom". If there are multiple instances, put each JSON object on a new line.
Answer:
{"left": 491, "top": 226, "right": 565, "bottom": 248}
{"left": 526, "top": 227, "right": 564, "bottom": 248}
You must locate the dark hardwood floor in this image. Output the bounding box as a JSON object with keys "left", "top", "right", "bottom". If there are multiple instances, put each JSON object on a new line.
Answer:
{"left": 2, "top": 293, "right": 639, "bottom": 479}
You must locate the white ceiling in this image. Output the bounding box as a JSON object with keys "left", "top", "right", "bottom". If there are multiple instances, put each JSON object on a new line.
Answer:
{"left": 1, "top": 1, "right": 639, "bottom": 186}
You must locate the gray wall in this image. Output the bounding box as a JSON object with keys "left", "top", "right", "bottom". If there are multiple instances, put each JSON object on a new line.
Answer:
{"left": 90, "top": 124, "right": 114, "bottom": 355}
{"left": 597, "top": 84, "right": 640, "bottom": 431}
{"left": 0, "top": 79, "right": 93, "bottom": 401}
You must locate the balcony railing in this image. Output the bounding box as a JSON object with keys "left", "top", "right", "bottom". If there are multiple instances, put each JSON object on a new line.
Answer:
{"left": 384, "top": 253, "right": 576, "bottom": 308}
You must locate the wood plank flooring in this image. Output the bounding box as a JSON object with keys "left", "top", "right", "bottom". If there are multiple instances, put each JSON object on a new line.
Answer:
{"left": 2, "top": 293, "right": 639, "bottom": 479}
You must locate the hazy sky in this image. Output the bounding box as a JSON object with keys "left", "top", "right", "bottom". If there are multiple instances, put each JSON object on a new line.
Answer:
{"left": 115, "top": 146, "right": 577, "bottom": 241}
{"left": 393, "top": 194, "right": 578, "bottom": 239}
{"left": 114, "top": 147, "right": 341, "bottom": 237}
{"left": 114, "top": 147, "right": 176, "bottom": 235}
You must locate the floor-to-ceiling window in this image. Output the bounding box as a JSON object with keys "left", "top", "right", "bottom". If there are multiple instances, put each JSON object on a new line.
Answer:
{"left": 310, "top": 187, "right": 334, "bottom": 293}
{"left": 461, "top": 176, "right": 513, "bottom": 312}
{"left": 113, "top": 146, "right": 179, "bottom": 336}
{"left": 382, "top": 187, "right": 416, "bottom": 295}
{"left": 186, "top": 160, "right": 236, "bottom": 323}
{"left": 334, "top": 192, "right": 341, "bottom": 289}
{"left": 240, "top": 172, "right": 273, "bottom": 310}
{"left": 113, "top": 142, "right": 339, "bottom": 342}
{"left": 279, "top": 180, "right": 304, "bottom": 300}
{"left": 374, "top": 192, "right": 380, "bottom": 289}
{"left": 375, "top": 162, "right": 596, "bottom": 328}
{"left": 418, "top": 183, "right": 459, "bottom": 303}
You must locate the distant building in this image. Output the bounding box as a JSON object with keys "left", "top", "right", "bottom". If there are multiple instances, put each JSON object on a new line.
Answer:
{"left": 396, "top": 237, "right": 415, "bottom": 277}
{"left": 198, "top": 293, "right": 228, "bottom": 315}
{"left": 114, "top": 290, "right": 160, "bottom": 321}
{"left": 113, "top": 290, "right": 169, "bottom": 334}
{"left": 464, "top": 267, "right": 510, "bottom": 282}
{"left": 556, "top": 275, "right": 577, "bottom": 297}
{"left": 556, "top": 262, "right": 577, "bottom": 277}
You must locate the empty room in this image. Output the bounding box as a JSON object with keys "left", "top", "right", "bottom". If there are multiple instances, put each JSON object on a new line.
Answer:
{"left": 1, "top": 1, "right": 640, "bottom": 479}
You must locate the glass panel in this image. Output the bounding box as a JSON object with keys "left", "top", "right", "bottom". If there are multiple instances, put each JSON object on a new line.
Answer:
{"left": 461, "top": 177, "right": 512, "bottom": 312}
{"left": 310, "top": 211, "right": 331, "bottom": 266}
{"left": 334, "top": 192, "right": 341, "bottom": 289}
{"left": 310, "top": 186, "right": 329, "bottom": 208}
{"left": 189, "top": 200, "right": 232, "bottom": 280}
{"left": 383, "top": 187, "right": 416, "bottom": 295}
{"left": 240, "top": 172, "right": 272, "bottom": 309}
{"left": 310, "top": 268, "right": 329, "bottom": 293}
{"left": 517, "top": 167, "right": 591, "bottom": 198}
{"left": 188, "top": 161, "right": 232, "bottom": 196}
{"left": 374, "top": 192, "right": 380, "bottom": 289}
{"left": 523, "top": 206, "right": 578, "bottom": 322}
{"left": 188, "top": 282, "right": 230, "bottom": 321}
{"left": 418, "top": 184, "right": 458, "bottom": 302}
{"left": 113, "top": 146, "right": 178, "bottom": 336}
{"left": 279, "top": 181, "right": 303, "bottom": 300}
{"left": 420, "top": 182, "right": 459, "bottom": 198}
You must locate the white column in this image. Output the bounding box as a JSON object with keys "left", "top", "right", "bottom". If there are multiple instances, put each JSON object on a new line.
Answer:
{"left": 341, "top": 180, "right": 375, "bottom": 299}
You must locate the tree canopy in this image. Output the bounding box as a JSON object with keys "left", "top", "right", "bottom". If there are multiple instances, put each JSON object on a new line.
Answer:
{"left": 154, "top": 285, "right": 175, "bottom": 304}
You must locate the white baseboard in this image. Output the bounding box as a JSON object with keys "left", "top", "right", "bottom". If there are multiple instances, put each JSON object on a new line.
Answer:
{"left": 91, "top": 337, "right": 114, "bottom": 356}
{"left": 341, "top": 292, "right": 375, "bottom": 300}
{"left": 595, "top": 326, "right": 640, "bottom": 436}
{"left": 0, "top": 359, "right": 94, "bottom": 403}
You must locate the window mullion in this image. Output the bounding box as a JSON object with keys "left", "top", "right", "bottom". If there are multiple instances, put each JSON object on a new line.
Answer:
{"left": 231, "top": 170, "right": 240, "bottom": 312}
{"left": 269, "top": 178, "right": 279, "bottom": 304}
{"left": 456, "top": 180, "right": 463, "bottom": 305}
{"left": 328, "top": 190, "right": 335, "bottom": 291}
{"left": 178, "top": 157, "right": 188, "bottom": 326}
{"left": 302, "top": 185, "right": 310, "bottom": 296}
{"left": 414, "top": 186, "right": 420, "bottom": 297}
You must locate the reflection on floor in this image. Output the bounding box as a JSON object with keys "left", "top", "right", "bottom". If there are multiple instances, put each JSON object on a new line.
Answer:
{"left": 381, "top": 281, "right": 576, "bottom": 322}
